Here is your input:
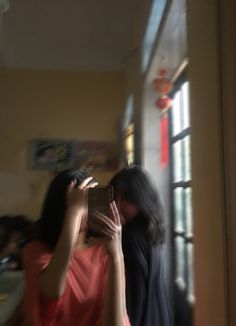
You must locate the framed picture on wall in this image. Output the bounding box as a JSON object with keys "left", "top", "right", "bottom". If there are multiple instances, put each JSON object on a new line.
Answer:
{"left": 74, "top": 141, "right": 119, "bottom": 171}
{"left": 31, "top": 139, "right": 75, "bottom": 171}
{"left": 30, "top": 139, "right": 120, "bottom": 172}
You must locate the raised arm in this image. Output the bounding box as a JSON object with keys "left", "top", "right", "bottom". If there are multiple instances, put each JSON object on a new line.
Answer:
{"left": 39, "top": 177, "right": 97, "bottom": 299}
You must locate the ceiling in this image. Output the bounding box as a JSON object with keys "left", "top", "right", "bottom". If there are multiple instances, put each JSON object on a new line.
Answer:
{"left": 0, "top": 0, "right": 149, "bottom": 70}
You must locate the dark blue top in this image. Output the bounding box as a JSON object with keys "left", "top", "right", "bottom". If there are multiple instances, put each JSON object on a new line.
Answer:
{"left": 122, "top": 218, "right": 171, "bottom": 326}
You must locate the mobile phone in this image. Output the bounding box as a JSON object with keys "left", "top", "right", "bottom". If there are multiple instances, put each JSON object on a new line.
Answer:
{"left": 88, "top": 185, "right": 114, "bottom": 217}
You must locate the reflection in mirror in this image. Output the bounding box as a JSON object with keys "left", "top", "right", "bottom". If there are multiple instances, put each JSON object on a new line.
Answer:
{"left": 0, "top": 0, "right": 192, "bottom": 325}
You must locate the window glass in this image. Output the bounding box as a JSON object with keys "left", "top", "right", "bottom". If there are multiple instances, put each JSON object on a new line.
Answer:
{"left": 173, "top": 140, "right": 183, "bottom": 182}
{"left": 174, "top": 188, "right": 185, "bottom": 232}
{"left": 142, "top": 0, "right": 167, "bottom": 71}
{"left": 175, "top": 236, "right": 186, "bottom": 289}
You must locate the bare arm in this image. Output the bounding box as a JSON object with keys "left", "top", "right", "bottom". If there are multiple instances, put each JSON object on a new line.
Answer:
{"left": 39, "top": 177, "right": 97, "bottom": 299}
{"left": 39, "top": 207, "right": 82, "bottom": 299}
{"left": 102, "top": 245, "right": 127, "bottom": 326}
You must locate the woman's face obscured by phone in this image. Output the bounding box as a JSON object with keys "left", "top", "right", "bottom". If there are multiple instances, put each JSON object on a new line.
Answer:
{"left": 115, "top": 194, "right": 138, "bottom": 225}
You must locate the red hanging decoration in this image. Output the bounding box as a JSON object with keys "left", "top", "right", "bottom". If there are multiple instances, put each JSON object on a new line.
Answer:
{"left": 153, "top": 69, "right": 173, "bottom": 168}
{"left": 160, "top": 114, "right": 169, "bottom": 167}
{"left": 155, "top": 96, "right": 172, "bottom": 111}
{"left": 154, "top": 78, "right": 173, "bottom": 94}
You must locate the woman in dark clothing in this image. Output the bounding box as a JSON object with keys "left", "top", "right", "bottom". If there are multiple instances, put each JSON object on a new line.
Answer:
{"left": 110, "top": 165, "right": 171, "bottom": 326}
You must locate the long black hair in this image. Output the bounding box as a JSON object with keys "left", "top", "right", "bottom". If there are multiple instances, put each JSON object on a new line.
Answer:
{"left": 38, "top": 169, "right": 90, "bottom": 250}
{"left": 110, "top": 166, "right": 165, "bottom": 245}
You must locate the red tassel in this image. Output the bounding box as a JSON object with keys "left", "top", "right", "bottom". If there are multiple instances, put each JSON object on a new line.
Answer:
{"left": 161, "top": 114, "right": 169, "bottom": 167}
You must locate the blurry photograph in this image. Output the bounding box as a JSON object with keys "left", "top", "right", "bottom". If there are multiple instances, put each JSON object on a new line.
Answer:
{"left": 31, "top": 139, "right": 119, "bottom": 172}
{"left": 75, "top": 141, "right": 119, "bottom": 172}
{"left": 31, "top": 139, "right": 75, "bottom": 171}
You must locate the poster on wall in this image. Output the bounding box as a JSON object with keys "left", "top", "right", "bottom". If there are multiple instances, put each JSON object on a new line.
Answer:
{"left": 74, "top": 141, "right": 119, "bottom": 171}
{"left": 31, "top": 139, "right": 75, "bottom": 171}
{"left": 30, "top": 139, "right": 119, "bottom": 172}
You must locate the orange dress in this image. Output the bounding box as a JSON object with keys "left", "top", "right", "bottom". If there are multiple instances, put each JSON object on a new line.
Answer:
{"left": 22, "top": 242, "right": 130, "bottom": 326}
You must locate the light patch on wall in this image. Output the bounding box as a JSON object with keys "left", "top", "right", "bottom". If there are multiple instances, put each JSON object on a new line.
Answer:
{"left": 0, "top": 171, "right": 30, "bottom": 212}
{"left": 0, "top": 171, "right": 49, "bottom": 216}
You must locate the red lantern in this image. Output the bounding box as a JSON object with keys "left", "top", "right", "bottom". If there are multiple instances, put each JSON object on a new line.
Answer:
{"left": 154, "top": 78, "right": 173, "bottom": 94}
{"left": 155, "top": 96, "right": 172, "bottom": 111}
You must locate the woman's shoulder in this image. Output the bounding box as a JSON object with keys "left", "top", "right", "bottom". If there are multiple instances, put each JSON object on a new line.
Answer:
{"left": 23, "top": 241, "right": 52, "bottom": 264}
{"left": 122, "top": 219, "right": 164, "bottom": 257}
{"left": 24, "top": 240, "right": 49, "bottom": 253}
{"left": 123, "top": 219, "right": 147, "bottom": 245}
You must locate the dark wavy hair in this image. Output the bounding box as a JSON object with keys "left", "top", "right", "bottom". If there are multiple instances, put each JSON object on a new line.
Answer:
{"left": 110, "top": 166, "right": 165, "bottom": 245}
{"left": 38, "top": 169, "right": 90, "bottom": 250}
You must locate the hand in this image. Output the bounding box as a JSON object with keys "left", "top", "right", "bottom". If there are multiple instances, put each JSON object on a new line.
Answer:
{"left": 66, "top": 177, "right": 98, "bottom": 214}
{"left": 88, "top": 202, "right": 122, "bottom": 259}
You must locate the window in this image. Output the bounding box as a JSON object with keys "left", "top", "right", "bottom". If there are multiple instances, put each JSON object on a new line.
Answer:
{"left": 142, "top": 0, "right": 167, "bottom": 71}
{"left": 123, "top": 96, "right": 134, "bottom": 165}
{"left": 0, "top": 0, "right": 10, "bottom": 14}
{"left": 170, "top": 78, "right": 194, "bottom": 325}
{"left": 124, "top": 123, "right": 134, "bottom": 165}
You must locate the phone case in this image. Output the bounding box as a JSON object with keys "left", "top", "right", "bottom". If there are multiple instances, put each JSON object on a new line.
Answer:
{"left": 88, "top": 186, "right": 114, "bottom": 217}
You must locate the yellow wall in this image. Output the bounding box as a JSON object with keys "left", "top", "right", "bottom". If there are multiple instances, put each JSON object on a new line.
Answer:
{"left": 188, "top": 1, "right": 227, "bottom": 325}
{"left": 0, "top": 69, "right": 125, "bottom": 219}
{"left": 220, "top": 0, "right": 236, "bottom": 323}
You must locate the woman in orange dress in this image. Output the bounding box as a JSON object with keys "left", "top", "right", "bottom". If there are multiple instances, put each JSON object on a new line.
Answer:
{"left": 22, "top": 169, "right": 130, "bottom": 326}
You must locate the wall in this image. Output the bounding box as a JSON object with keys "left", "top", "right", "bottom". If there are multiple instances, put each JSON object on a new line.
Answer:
{"left": 219, "top": 0, "right": 236, "bottom": 324}
{"left": 0, "top": 69, "right": 125, "bottom": 219}
{"left": 187, "top": 0, "right": 227, "bottom": 325}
